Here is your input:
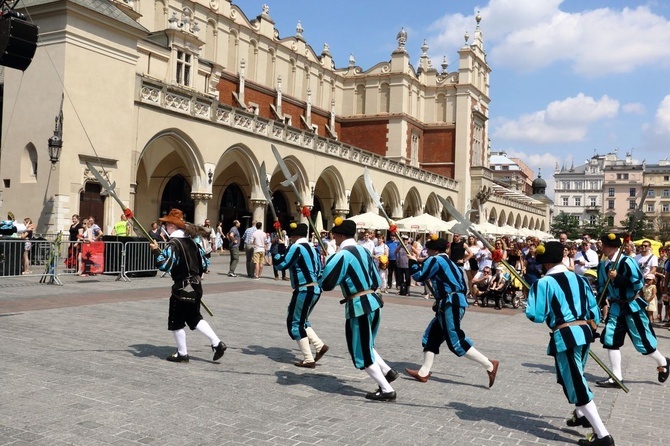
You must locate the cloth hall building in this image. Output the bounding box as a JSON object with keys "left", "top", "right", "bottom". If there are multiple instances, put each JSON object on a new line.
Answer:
{"left": 0, "top": 0, "right": 550, "bottom": 236}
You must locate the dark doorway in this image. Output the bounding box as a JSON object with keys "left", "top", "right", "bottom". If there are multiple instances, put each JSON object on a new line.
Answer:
{"left": 79, "top": 182, "right": 105, "bottom": 231}
{"left": 310, "top": 197, "right": 325, "bottom": 231}
{"left": 160, "top": 174, "right": 194, "bottom": 221}
{"left": 268, "top": 190, "right": 291, "bottom": 232}
{"left": 219, "top": 183, "right": 248, "bottom": 232}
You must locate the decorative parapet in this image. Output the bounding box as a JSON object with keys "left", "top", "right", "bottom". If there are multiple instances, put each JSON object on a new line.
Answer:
{"left": 136, "top": 75, "right": 459, "bottom": 193}
{"left": 488, "top": 193, "right": 544, "bottom": 216}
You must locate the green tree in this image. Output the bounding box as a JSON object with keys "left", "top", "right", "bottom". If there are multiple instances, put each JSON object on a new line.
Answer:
{"left": 582, "top": 211, "right": 609, "bottom": 239}
{"left": 619, "top": 212, "right": 650, "bottom": 239}
{"left": 551, "top": 211, "right": 581, "bottom": 239}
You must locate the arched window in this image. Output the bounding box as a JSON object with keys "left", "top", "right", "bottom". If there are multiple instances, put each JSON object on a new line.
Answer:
{"left": 226, "top": 30, "right": 238, "bottom": 72}
{"left": 436, "top": 94, "right": 446, "bottom": 122}
{"left": 355, "top": 84, "right": 365, "bottom": 115}
{"left": 380, "top": 83, "right": 390, "bottom": 113}
{"left": 20, "top": 143, "right": 38, "bottom": 183}
{"left": 205, "top": 19, "right": 217, "bottom": 62}
{"left": 247, "top": 39, "right": 258, "bottom": 81}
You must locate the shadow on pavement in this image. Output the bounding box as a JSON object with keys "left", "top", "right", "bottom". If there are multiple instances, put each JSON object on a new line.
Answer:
{"left": 240, "top": 344, "right": 295, "bottom": 364}
{"left": 447, "top": 401, "right": 579, "bottom": 444}
{"left": 274, "top": 370, "right": 367, "bottom": 397}
{"left": 128, "top": 343, "right": 175, "bottom": 359}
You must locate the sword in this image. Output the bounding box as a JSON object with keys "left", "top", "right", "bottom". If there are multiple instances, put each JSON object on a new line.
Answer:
{"left": 271, "top": 144, "right": 327, "bottom": 252}
{"left": 437, "top": 195, "right": 628, "bottom": 393}
{"left": 85, "top": 162, "right": 214, "bottom": 317}
{"left": 259, "top": 161, "right": 280, "bottom": 228}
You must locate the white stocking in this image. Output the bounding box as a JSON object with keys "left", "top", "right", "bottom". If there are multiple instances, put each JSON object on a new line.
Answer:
{"left": 418, "top": 351, "right": 435, "bottom": 377}
{"left": 607, "top": 349, "right": 622, "bottom": 380}
{"left": 364, "top": 362, "right": 393, "bottom": 393}
{"left": 195, "top": 320, "right": 220, "bottom": 346}
{"left": 372, "top": 348, "right": 391, "bottom": 375}
{"left": 305, "top": 327, "right": 324, "bottom": 351}
{"left": 578, "top": 400, "right": 610, "bottom": 439}
{"left": 649, "top": 349, "right": 667, "bottom": 368}
{"left": 464, "top": 347, "right": 494, "bottom": 371}
{"left": 297, "top": 337, "right": 314, "bottom": 362}
{"left": 172, "top": 329, "right": 187, "bottom": 355}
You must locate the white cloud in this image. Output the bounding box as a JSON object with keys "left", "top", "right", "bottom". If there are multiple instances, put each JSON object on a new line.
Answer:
{"left": 427, "top": 1, "right": 670, "bottom": 77}
{"left": 545, "top": 93, "right": 618, "bottom": 124}
{"left": 653, "top": 95, "right": 670, "bottom": 134}
{"left": 622, "top": 103, "right": 645, "bottom": 115}
{"left": 492, "top": 94, "right": 618, "bottom": 144}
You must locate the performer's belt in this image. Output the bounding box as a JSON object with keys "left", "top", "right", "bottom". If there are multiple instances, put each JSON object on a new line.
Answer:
{"left": 552, "top": 320, "right": 589, "bottom": 331}
{"left": 339, "top": 289, "right": 375, "bottom": 304}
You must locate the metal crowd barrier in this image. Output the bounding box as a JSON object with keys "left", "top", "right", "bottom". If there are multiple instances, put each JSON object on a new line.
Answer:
{"left": 0, "top": 237, "right": 167, "bottom": 285}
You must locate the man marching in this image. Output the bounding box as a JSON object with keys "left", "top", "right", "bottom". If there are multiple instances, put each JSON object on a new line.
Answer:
{"left": 405, "top": 237, "right": 499, "bottom": 387}
{"left": 149, "top": 209, "right": 227, "bottom": 363}
{"left": 595, "top": 233, "right": 669, "bottom": 388}
{"left": 273, "top": 223, "right": 328, "bottom": 368}
{"left": 320, "top": 219, "right": 399, "bottom": 401}
{"left": 526, "top": 241, "right": 613, "bottom": 446}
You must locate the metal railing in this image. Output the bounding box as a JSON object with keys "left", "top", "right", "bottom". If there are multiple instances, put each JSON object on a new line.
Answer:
{"left": 0, "top": 237, "right": 167, "bottom": 285}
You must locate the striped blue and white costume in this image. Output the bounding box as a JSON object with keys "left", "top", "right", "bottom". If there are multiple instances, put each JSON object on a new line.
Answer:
{"left": 410, "top": 253, "right": 473, "bottom": 357}
{"left": 273, "top": 238, "right": 323, "bottom": 341}
{"left": 320, "top": 238, "right": 383, "bottom": 369}
{"left": 526, "top": 264, "right": 600, "bottom": 405}
{"left": 597, "top": 254, "right": 658, "bottom": 354}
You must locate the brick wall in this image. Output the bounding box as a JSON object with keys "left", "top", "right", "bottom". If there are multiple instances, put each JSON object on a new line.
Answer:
{"left": 339, "top": 120, "right": 389, "bottom": 156}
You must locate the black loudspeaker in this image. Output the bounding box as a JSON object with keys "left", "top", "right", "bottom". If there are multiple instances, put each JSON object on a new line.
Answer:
{"left": 0, "top": 16, "right": 38, "bottom": 71}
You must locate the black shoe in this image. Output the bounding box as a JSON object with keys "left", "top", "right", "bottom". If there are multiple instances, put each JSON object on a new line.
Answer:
{"left": 595, "top": 378, "right": 622, "bottom": 389}
{"left": 166, "top": 352, "right": 189, "bottom": 363}
{"left": 212, "top": 341, "right": 227, "bottom": 361}
{"left": 365, "top": 389, "right": 396, "bottom": 401}
{"left": 658, "top": 358, "right": 670, "bottom": 383}
{"left": 566, "top": 410, "right": 592, "bottom": 428}
{"left": 577, "top": 434, "right": 615, "bottom": 445}
{"left": 314, "top": 345, "right": 329, "bottom": 362}
{"left": 385, "top": 369, "right": 399, "bottom": 383}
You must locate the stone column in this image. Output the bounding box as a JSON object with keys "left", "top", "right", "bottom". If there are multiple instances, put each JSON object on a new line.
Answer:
{"left": 191, "top": 193, "right": 212, "bottom": 225}
{"left": 250, "top": 199, "right": 266, "bottom": 227}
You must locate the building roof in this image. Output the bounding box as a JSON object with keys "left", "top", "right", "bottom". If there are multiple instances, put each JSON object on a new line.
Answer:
{"left": 21, "top": 0, "right": 148, "bottom": 33}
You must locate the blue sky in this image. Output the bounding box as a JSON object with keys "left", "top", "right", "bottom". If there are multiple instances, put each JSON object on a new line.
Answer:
{"left": 239, "top": 1, "right": 670, "bottom": 196}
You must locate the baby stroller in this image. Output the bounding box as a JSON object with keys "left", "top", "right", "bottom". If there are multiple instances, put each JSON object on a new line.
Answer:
{"left": 482, "top": 271, "right": 522, "bottom": 309}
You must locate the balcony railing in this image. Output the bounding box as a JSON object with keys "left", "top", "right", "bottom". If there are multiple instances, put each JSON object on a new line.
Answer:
{"left": 138, "top": 76, "right": 459, "bottom": 192}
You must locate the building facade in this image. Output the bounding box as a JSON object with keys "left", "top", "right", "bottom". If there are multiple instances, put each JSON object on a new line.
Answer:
{"left": 554, "top": 151, "right": 670, "bottom": 232}
{"left": 0, "top": 0, "right": 549, "bottom": 235}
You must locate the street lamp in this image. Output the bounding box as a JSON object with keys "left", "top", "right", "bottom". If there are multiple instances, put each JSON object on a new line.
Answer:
{"left": 48, "top": 115, "right": 62, "bottom": 168}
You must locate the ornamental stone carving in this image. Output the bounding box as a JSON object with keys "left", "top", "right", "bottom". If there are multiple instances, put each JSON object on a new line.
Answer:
{"left": 191, "top": 193, "right": 213, "bottom": 200}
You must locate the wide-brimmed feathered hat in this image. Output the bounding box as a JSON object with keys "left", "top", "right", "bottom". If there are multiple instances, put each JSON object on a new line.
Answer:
{"left": 158, "top": 209, "right": 186, "bottom": 229}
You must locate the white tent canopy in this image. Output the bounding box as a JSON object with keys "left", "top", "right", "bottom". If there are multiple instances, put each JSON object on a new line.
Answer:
{"left": 396, "top": 214, "right": 456, "bottom": 232}
{"left": 348, "top": 212, "right": 389, "bottom": 230}
{"left": 473, "top": 221, "right": 501, "bottom": 235}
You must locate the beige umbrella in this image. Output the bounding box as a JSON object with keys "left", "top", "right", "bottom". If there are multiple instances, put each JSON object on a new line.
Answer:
{"left": 396, "top": 214, "right": 456, "bottom": 232}
{"left": 348, "top": 211, "right": 390, "bottom": 230}
{"left": 314, "top": 211, "right": 324, "bottom": 233}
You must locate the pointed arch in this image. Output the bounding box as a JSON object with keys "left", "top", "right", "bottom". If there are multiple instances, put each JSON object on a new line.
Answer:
{"left": 403, "top": 187, "right": 422, "bottom": 218}
{"left": 425, "top": 193, "right": 440, "bottom": 217}
{"left": 380, "top": 182, "right": 401, "bottom": 219}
